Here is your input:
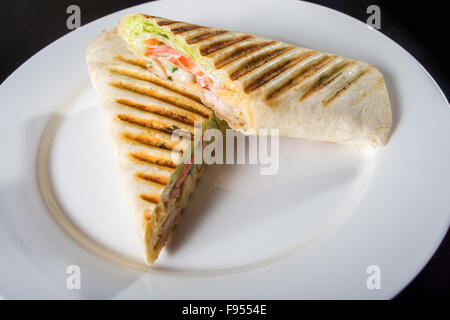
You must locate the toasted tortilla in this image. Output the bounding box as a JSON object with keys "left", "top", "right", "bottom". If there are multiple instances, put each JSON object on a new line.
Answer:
{"left": 87, "top": 28, "right": 214, "bottom": 264}
{"left": 119, "top": 14, "right": 392, "bottom": 148}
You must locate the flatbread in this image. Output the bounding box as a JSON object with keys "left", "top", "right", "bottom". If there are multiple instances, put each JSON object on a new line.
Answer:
{"left": 119, "top": 14, "right": 393, "bottom": 148}
{"left": 87, "top": 28, "right": 212, "bottom": 264}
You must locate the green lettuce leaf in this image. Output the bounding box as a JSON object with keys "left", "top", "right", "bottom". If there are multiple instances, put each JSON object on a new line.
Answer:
{"left": 119, "top": 14, "right": 213, "bottom": 76}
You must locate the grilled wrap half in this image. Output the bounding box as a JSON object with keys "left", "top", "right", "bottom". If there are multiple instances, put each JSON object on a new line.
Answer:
{"left": 87, "top": 28, "right": 218, "bottom": 264}
{"left": 118, "top": 13, "right": 392, "bottom": 149}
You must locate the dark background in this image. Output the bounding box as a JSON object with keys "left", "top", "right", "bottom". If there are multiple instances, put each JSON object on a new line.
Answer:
{"left": 0, "top": 0, "right": 448, "bottom": 300}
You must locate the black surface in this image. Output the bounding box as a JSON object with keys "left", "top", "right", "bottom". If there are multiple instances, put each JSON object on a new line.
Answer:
{"left": 0, "top": 0, "right": 448, "bottom": 300}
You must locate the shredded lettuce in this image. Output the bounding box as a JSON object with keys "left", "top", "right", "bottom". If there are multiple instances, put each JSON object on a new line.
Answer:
{"left": 165, "top": 113, "right": 218, "bottom": 193}
{"left": 120, "top": 14, "right": 214, "bottom": 76}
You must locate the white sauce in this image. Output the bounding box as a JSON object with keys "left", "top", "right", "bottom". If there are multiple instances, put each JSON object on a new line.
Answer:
{"left": 150, "top": 57, "right": 242, "bottom": 125}
{"left": 172, "top": 68, "right": 196, "bottom": 83}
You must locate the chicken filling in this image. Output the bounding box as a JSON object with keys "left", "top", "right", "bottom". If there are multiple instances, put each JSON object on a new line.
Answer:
{"left": 143, "top": 39, "right": 246, "bottom": 128}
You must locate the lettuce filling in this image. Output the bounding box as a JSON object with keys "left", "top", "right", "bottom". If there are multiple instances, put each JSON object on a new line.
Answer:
{"left": 120, "top": 15, "right": 214, "bottom": 77}
{"left": 165, "top": 113, "right": 219, "bottom": 195}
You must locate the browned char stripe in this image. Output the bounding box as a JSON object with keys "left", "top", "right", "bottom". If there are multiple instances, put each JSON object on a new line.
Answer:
{"left": 110, "top": 81, "right": 210, "bottom": 118}
{"left": 140, "top": 194, "right": 161, "bottom": 204}
{"left": 115, "top": 56, "right": 147, "bottom": 69}
{"left": 116, "top": 98, "right": 197, "bottom": 126}
{"left": 199, "top": 35, "right": 253, "bottom": 56}
{"left": 323, "top": 69, "right": 370, "bottom": 106}
{"left": 229, "top": 46, "right": 295, "bottom": 81}
{"left": 171, "top": 24, "right": 202, "bottom": 34}
{"left": 265, "top": 54, "right": 337, "bottom": 100}
{"left": 129, "top": 156, "right": 175, "bottom": 172}
{"left": 156, "top": 20, "right": 177, "bottom": 26}
{"left": 214, "top": 41, "right": 276, "bottom": 69}
{"left": 131, "top": 151, "right": 178, "bottom": 169}
{"left": 299, "top": 61, "right": 354, "bottom": 101}
{"left": 245, "top": 50, "right": 319, "bottom": 94}
{"left": 135, "top": 172, "right": 169, "bottom": 186}
{"left": 117, "top": 113, "right": 192, "bottom": 138}
{"left": 121, "top": 131, "right": 183, "bottom": 152}
{"left": 186, "top": 30, "right": 228, "bottom": 44}
{"left": 109, "top": 67, "right": 202, "bottom": 103}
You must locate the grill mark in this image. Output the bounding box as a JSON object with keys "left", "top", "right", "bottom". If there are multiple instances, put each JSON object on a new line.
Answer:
{"left": 245, "top": 50, "right": 319, "bottom": 93}
{"left": 140, "top": 194, "right": 161, "bottom": 204}
{"left": 323, "top": 69, "right": 370, "bottom": 106}
{"left": 199, "top": 35, "right": 252, "bottom": 56}
{"left": 229, "top": 46, "right": 295, "bottom": 81}
{"left": 265, "top": 55, "right": 336, "bottom": 100}
{"left": 299, "top": 61, "right": 354, "bottom": 101}
{"left": 186, "top": 30, "right": 228, "bottom": 44}
{"left": 135, "top": 172, "right": 169, "bottom": 186}
{"left": 129, "top": 155, "right": 175, "bottom": 172}
{"left": 121, "top": 131, "right": 184, "bottom": 153}
{"left": 214, "top": 41, "right": 276, "bottom": 69}
{"left": 109, "top": 67, "right": 202, "bottom": 103}
{"left": 114, "top": 56, "right": 147, "bottom": 69}
{"left": 156, "top": 20, "right": 177, "bottom": 26}
{"left": 117, "top": 114, "right": 192, "bottom": 138}
{"left": 110, "top": 81, "right": 210, "bottom": 118}
{"left": 130, "top": 152, "right": 178, "bottom": 169}
{"left": 171, "top": 25, "right": 202, "bottom": 34}
{"left": 116, "top": 98, "right": 198, "bottom": 126}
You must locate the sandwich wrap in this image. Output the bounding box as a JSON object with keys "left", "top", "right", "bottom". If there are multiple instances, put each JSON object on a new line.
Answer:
{"left": 119, "top": 14, "right": 392, "bottom": 149}
{"left": 87, "top": 28, "right": 217, "bottom": 264}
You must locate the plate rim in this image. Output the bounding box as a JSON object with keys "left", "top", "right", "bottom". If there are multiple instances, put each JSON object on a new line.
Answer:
{"left": 0, "top": 0, "right": 449, "bottom": 299}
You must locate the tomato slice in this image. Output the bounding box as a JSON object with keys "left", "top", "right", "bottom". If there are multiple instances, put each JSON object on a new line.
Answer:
{"left": 167, "top": 56, "right": 181, "bottom": 68}
{"left": 145, "top": 42, "right": 203, "bottom": 75}
{"left": 177, "top": 55, "right": 195, "bottom": 70}
{"left": 145, "top": 38, "right": 161, "bottom": 46}
{"left": 145, "top": 43, "right": 215, "bottom": 87}
{"left": 145, "top": 44, "right": 180, "bottom": 58}
{"left": 168, "top": 55, "right": 203, "bottom": 76}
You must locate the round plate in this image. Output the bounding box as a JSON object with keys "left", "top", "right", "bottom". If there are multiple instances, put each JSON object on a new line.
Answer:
{"left": 0, "top": 0, "right": 449, "bottom": 299}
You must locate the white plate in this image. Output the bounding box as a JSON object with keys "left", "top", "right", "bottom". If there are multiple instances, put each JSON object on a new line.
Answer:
{"left": 0, "top": 0, "right": 449, "bottom": 299}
